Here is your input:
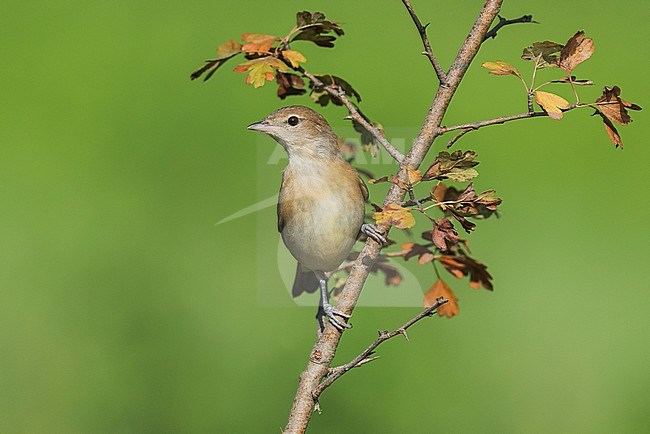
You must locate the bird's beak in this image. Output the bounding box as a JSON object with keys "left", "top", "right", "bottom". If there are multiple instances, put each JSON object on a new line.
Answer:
{"left": 247, "top": 120, "right": 274, "bottom": 134}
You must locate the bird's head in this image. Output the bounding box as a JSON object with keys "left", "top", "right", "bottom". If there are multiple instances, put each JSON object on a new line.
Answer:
{"left": 247, "top": 106, "right": 340, "bottom": 158}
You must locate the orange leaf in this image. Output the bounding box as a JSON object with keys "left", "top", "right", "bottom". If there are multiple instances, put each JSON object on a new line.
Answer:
{"left": 424, "top": 279, "right": 459, "bottom": 318}
{"left": 406, "top": 168, "right": 422, "bottom": 184}
{"left": 281, "top": 49, "right": 307, "bottom": 68}
{"left": 372, "top": 203, "right": 415, "bottom": 229}
{"left": 482, "top": 61, "right": 521, "bottom": 78}
{"left": 558, "top": 31, "right": 594, "bottom": 73}
{"left": 535, "top": 91, "right": 570, "bottom": 120}
{"left": 241, "top": 33, "right": 278, "bottom": 54}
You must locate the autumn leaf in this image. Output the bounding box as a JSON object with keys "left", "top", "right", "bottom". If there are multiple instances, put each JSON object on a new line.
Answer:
{"left": 241, "top": 33, "right": 278, "bottom": 54}
{"left": 234, "top": 57, "right": 289, "bottom": 88}
{"left": 482, "top": 61, "right": 521, "bottom": 78}
{"left": 558, "top": 31, "right": 594, "bottom": 73}
{"left": 190, "top": 40, "right": 243, "bottom": 81}
{"left": 431, "top": 218, "right": 459, "bottom": 252}
{"left": 293, "top": 11, "right": 344, "bottom": 47}
{"left": 424, "top": 279, "right": 459, "bottom": 318}
{"left": 398, "top": 242, "right": 433, "bottom": 262}
{"left": 438, "top": 255, "right": 493, "bottom": 290}
{"left": 521, "top": 41, "right": 563, "bottom": 68}
{"left": 422, "top": 150, "right": 479, "bottom": 182}
{"left": 535, "top": 91, "right": 570, "bottom": 120}
{"left": 276, "top": 72, "right": 306, "bottom": 99}
{"left": 281, "top": 50, "right": 307, "bottom": 68}
{"left": 593, "top": 86, "right": 641, "bottom": 148}
{"left": 406, "top": 168, "right": 422, "bottom": 184}
{"left": 373, "top": 203, "right": 415, "bottom": 229}
{"left": 309, "top": 75, "right": 361, "bottom": 105}
{"left": 595, "top": 85, "right": 642, "bottom": 126}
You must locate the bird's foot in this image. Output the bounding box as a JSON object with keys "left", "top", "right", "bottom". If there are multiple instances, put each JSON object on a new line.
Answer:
{"left": 361, "top": 224, "right": 387, "bottom": 245}
{"left": 322, "top": 302, "right": 352, "bottom": 331}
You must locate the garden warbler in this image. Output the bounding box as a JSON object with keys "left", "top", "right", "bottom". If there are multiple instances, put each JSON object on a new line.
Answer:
{"left": 247, "top": 106, "right": 385, "bottom": 330}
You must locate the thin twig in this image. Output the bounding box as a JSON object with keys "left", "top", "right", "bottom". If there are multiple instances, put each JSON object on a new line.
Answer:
{"left": 438, "top": 104, "right": 582, "bottom": 134}
{"left": 401, "top": 0, "right": 447, "bottom": 83}
{"left": 298, "top": 68, "right": 405, "bottom": 163}
{"left": 313, "top": 297, "right": 449, "bottom": 398}
{"left": 483, "top": 14, "right": 538, "bottom": 41}
{"left": 446, "top": 127, "right": 475, "bottom": 148}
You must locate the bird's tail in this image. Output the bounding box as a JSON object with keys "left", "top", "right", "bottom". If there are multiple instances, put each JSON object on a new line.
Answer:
{"left": 291, "top": 264, "right": 320, "bottom": 297}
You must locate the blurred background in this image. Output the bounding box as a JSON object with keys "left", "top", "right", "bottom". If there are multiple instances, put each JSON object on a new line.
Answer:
{"left": 1, "top": 0, "right": 648, "bottom": 432}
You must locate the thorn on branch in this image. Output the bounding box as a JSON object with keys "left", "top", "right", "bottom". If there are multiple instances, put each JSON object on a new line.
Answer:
{"left": 483, "top": 14, "right": 538, "bottom": 42}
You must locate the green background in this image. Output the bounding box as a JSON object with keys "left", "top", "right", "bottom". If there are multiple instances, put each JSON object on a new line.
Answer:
{"left": 2, "top": 0, "right": 648, "bottom": 432}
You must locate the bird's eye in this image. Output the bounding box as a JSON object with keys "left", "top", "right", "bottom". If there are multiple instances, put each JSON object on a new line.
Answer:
{"left": 287, "top": 115, "right": 300, "bottom": 126}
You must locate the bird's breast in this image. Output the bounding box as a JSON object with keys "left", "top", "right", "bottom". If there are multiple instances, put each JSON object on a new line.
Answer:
{"left": 278, "top": 161, "right": 365, "bottom": 272}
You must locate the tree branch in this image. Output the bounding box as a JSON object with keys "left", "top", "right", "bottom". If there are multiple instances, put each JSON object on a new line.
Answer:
{"left": 439, "top": 103, "right": 581, "bottom": 136}
{"left": 483, "top": 14, "right": 538, "bottom": 41}
{"left": 298, "top": 68, "right": 405, "bottom": 163}
{"left": 401, "top": 0, "right": 447, "bottom": 83}
{"left": 313, "top": 297, "right": 449, "bottom": 398}
{"left": 284, "top": 2, "right": 503, "bottom": 433}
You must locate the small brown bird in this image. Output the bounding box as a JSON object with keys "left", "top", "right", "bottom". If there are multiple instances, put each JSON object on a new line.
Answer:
{"left": 248, "top": 106, "right": 385, "bottom": 330}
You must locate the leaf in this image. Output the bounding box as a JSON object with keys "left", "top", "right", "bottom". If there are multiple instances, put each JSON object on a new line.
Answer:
{"left": 241, "top": 33, "right": 278, "bottom": 54}
{"left": 595, "top": 85, "right": 642, "bottom": 126}
{"left": 190, "top": 40, "right": 243, "bottom": 81}
{"left": 422, "top": 150, "right": 480, "bottom": 182}
{"left": 281, "top": 49, "right": 307, "bottom": 68}
{"left": 481, "top": 61, "right": 521, "bottom": 78}
{"left": 398, "top": 242, "right": 433, "bottom": 262}
{"left": 406, "top": 168, "right": 422, "bottom": 184}
{"left": 372, "top": 203, "right": 415, "bottom": 229}
{"left": 309, "top": 75, "right": 361, "bottom": 105}
{"left": 438, "top": 255, "right": 493, "bottom": 290}
{"left": 558, "top": 31, "right": 594, "bottom": 73}
{"left": 551, "top": 76, "right": 593, "bottom": 86}
{"left": 368, "top": 176, "right": 390, "bottom": 184}
{"left": 535, "top": 91, "right": 570, "bottom": 120}
{"left": 234, "top": 57, "right": 289, "bottom": 88}
{"left": 276, "top": 72, "right": 306, "bottom": 99}
{"left": 431, "top": 218, "right": 459, "bottom": 252}
{"left": 292, "top": 11, "right": 344, "bottom": 47}
{"left": 424, "top": 279, "right": 459, "bottom": 318}
{"left": 353, "top": 118, "right": 383, "bottom": 157}
{"left": 593, "top": 86, "right": 641, "bottom": 149}
{"left": 521, "top": 41, "right": 563, "bottom": 68}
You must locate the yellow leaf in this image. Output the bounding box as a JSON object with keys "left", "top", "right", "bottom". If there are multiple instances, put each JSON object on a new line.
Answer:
{"left": 423, "top": 279, "right": 459, "bottom": 318}
{"left": 234, "top": 57, "right": 289, "bottom": 88}
{"left": 535, "top": 91, "right": 570, "bottom": 120}
{"left": 281, "top": 49, "right": 307, "bottom": 68}
{"left": 241, "top": 33, "right": 278, "bottom": 54}
{"left": 406, "top": 168, "right": 422, "bottom": 184}
{"left": 481, "top": 60, "right": 521, "bottom": 78}
{"left": 558, "top": 31, "right": 594, "bottom": 73}
{"left": 372, "top": 203, "right": 415, "bottom": 230}
{"left": 217, "top": 40, "right": 242, "bottom": 58}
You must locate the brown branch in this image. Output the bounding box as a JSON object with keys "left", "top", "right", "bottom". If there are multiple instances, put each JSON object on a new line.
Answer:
{"left": 446, "top": 127, "right": 475, "bottom": 148}
{"left": 284, "top": 2, "right": 503, "bottom": 433}
{"left": 298, "top": 68, "right": 405, "bottom": 163}
{"left": 483, "top": 14, "right": 538, "bottom": 41}
{"left": 439, "top": 103, "right": 582, "bottom": 135}
{"left": 401, "top": 0, "right": 447, "bottom": 82}
{"left": 313, "top": 297, "right": 449, "bottom": 398}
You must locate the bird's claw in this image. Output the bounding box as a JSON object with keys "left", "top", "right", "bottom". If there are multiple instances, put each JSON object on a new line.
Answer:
{"left": 361, "top": 224, "right": 387, "bottom": 246}
{"left": 323, "top": 303, "right": 352, "bottom": 331}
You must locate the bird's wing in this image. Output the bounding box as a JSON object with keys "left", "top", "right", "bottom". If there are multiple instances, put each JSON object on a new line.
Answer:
{"left": 358, "top": 173, "right": 369, "bottom": 201}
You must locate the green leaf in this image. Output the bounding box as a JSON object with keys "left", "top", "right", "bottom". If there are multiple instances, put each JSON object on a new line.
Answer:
{"left": 521, "top": 41, "right": 563, "bottom": 68}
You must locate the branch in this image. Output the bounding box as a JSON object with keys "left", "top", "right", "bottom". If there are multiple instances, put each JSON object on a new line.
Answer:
{"left": 401, "top": 0, "right": 447, "bottom": 83}
{"left": 439, "top": 103, "right": 581, "bottom": 136}
{"left": 483, "top": 14, "right": 538, "bottom": 41}
{"left": 313, "top": 297, "right": 449, "bottom": 398}
{"left": 299, "top": 68, "right": 405, "bottom": 163}
{"left": 284, "top": 2, "right": 503, "bottom": 432}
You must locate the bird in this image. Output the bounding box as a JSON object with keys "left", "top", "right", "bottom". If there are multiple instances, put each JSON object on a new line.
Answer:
{"left": 247, "top": 105, "right": 385, "bottom": 330}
